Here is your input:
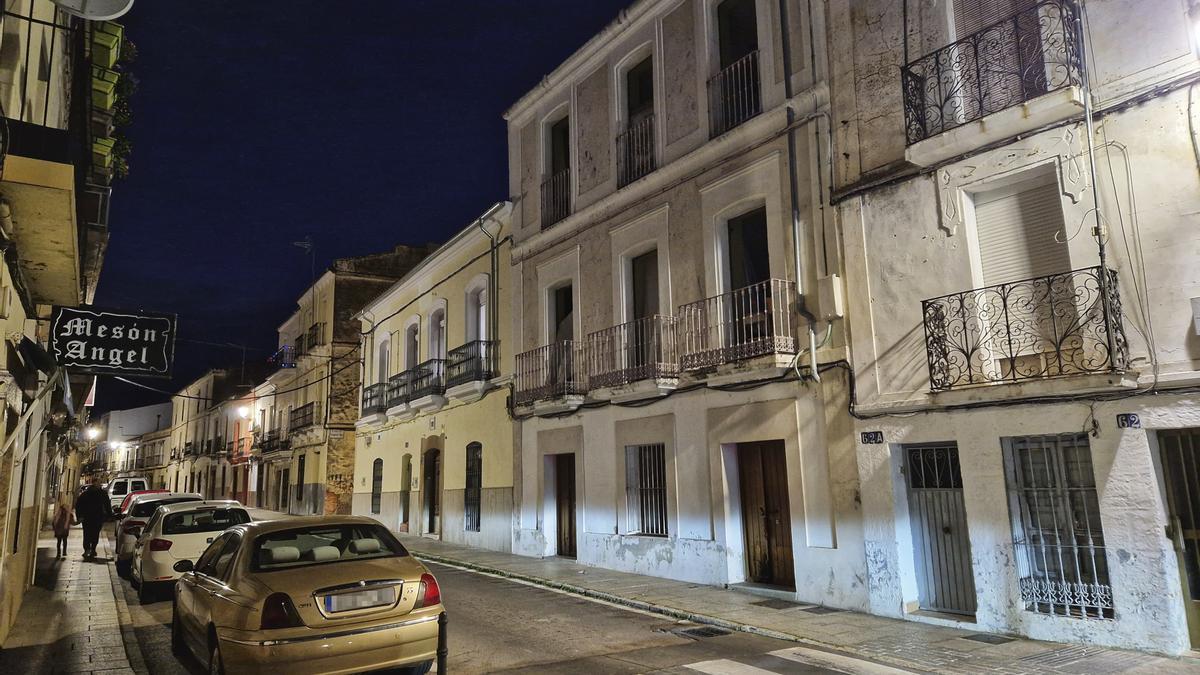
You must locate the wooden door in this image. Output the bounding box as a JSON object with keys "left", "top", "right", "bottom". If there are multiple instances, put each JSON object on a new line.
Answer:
{"left": 555, "top": 454, "right": 577, "bottom": 558}
{"left": 738, "top": 441, "right": 794, "bottom": 588}
{"left": 424, "top": 450, "right": 441, "bottom": 534}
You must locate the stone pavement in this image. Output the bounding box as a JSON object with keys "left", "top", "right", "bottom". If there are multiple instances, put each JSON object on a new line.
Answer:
{"left": 0, "top": 525, "right": 141, "bottom": 675}
{"left": 398, "top": 535, "right": 1200, "bottom": 675}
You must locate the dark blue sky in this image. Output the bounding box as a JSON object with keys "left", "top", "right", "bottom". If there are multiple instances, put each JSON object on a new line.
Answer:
{"left": 96, "top": 1, "right": 629, "bottom": 411}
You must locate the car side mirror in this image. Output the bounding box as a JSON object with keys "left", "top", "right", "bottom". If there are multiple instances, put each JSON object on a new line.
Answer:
{"left": 173, "top": 560, "right": 194, "bottom": 573}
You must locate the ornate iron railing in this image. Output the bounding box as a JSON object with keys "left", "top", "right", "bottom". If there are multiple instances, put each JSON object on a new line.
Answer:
{"left": 708, "top": 50, "right": 761, "bottom": 138}
{"left": 541, "top": 168, "right": 571, "bottom": 229}
{"left": 447, "top": 340, "right": 497, "bottom": 388}
{"left": 514, "top": 341, "right": 588, "bottom": 406}
{"left": 303, "top": 322, "right": 325, "bottom": 352}
{"left": 617, "top": 112, "right": 656, "bottom": 187}
{"left": 269, "top": 344, "right": 296, "bottom": 369}
{"left": 678, "top": 279, "right": 798, "bottom": 370}
{"left": 408, "top": 359, "right": 447, "bottom": 400}
{"left": 261, "top": 429, "right": 290, "bottom": 454}
{"left": 386, "top": 371, "right": 412, "bottom": 408}
{"left": 901, "top": 0, "right": 1083, "bottom": 145}
{"left": 362, "top": 382, "right": 387, "bottom": 415}
{"left": 921, "top": 266, "right": 1128, "bottom": 391}
{"left": 588, "top": 315, "right": 678, "bottom": 389}
{"left": 289, "top": 402, "right": 320, "bottom": 433}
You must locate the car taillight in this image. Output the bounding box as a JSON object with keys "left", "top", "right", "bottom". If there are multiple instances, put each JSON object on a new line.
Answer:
{"left": 415, "top": 573, "right": 441, "bottom": 608}
{"left": 260, "top": 592, "right": 304, "bottom": 630}
{"left": 121, "top": 520, "right": 146, "bottom": 532}
{"left": 148, "top": 539, "right": 172, "bottom": 552}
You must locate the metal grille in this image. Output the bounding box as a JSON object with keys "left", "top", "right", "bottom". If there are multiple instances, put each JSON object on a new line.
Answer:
{"left": 408, "top": 359, "right": 447, "bottom": 400}
{"left": 678, "top": 279, "right": 798, "bottom": 370}
{"left": 446, "top": 340, "right": 497, "bottom": 388}
{"left": 588, "top": 315, "right": 678, "bottom": 388}
{"left": 371, "top": 458, "right": 383, "bottom": 515}
{"left": 1005, "top": 433, "right": 1113, "bottom": 619}
{"left": 625, "top": 443, "right": 667, "bottom": 536}
{"left": 1158, "top": 429, "right": 1200, "bottom": 604}
{"left": 901, "top": 0, "right": 1084, "bottom": 144}
{"left": 707, "top": 50, "right": 761, "bottom": 138}
{"left": 905, "top": 443, "right": 976, "bottom": 615}
{"left": 616, "top": 112, "right": 655, "bottom": 187}
{"left": 922, "top": 266, "right": 1128, "bottom": 390}
{"left": 540, "top": 168, "right": 571, "bottom": 229}
{"left": 464, "top": 442, "right": 482, "bottom": 533}
{"left": 514, "top": 341, "right": 587, "bottom": 406}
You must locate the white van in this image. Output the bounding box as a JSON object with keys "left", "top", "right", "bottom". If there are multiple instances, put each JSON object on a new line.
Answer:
{"left": 106, "top": 475, "right": 150, "bottom": 510}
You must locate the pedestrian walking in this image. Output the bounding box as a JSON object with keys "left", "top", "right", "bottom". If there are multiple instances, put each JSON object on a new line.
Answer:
{"left": 74, "top": 478, "right": 112, "bottom": 560}
{"left": 51, "top": 493, "right": 74, "bottom": 557}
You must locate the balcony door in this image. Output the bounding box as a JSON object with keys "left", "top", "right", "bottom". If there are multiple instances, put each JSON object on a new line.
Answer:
{"left": 627, "top": 249, "right": 660, "bottom": 379}
{"left": 722, "top": 207, "right": 773, "bottom": 357}
{"left": 710, "top": 0, "right": 761, "bottom": 136}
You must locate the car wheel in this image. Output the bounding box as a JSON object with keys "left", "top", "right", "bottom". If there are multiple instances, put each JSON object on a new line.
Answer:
{"left": 137, "top": 580, "right": 153, "bottom": 604}
{"left": 170, "top": 604, "right": 186, "bottom": 657}
{"left": 208, "top": 638, "right": 224, "bottom": 675}
{"left": 399, "top": 661, "right": 433, "bottom": 675}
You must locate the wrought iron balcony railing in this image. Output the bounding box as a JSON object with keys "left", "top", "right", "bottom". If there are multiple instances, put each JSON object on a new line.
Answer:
{"left": 514, "top": 341, "right": 588, "bottom": 406}
{"left": 541, "top": 168, "right": 571, "bottom": 229}
{"left": 408, "top": 359, "right": 447, "bottom": 400}
{"left": 588, "top": 315, "right": 678, "bottom": 389}
{"left": 447, "top": 340, "right": 497, "bottom": 388}
{"left": 617, "top": 112, "right": 656, "bottom": 188}
{"left": 362, "top": 382, "right": 388, "bottom": 415}
{"left": 261, "top": 429, "right": 290, "bottom": 454}
{"left": 921, "top": 266, "right": 1128, "bottom": 391}
{"left": 269, "top": 344, "right": 297, "bottom": 369}
{"left": 387, "top": 371, "right": 412, "bottom": 408}
{"left": 708, "top": 50, "right": 762, "bottom": 138}
{"left": 289, "top": 401, "right": 321, "bottom": 434}
{"left": 184, "top": 442, "right": 197, "bottom": 457}
{"left": 901, "top": 0, "right": 1083, "bottom": 145}
{"left": 225, "top": 440, "right": 234, "bottom": 459}
{"left": 678, "top": 279, "right": 798, "bottom": 370}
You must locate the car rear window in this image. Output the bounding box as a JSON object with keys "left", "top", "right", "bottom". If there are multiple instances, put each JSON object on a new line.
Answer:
{"left": 163, "top": 508, "right": 251, "bottom": 535}
{"left": 111, "top": 482, "right": 128, "bottom": 496}
{"left": 131, "top": 497, "right": 201, "bottom": 518}
{"left": 253, "top": 524, "right": 407, "bottom": 571}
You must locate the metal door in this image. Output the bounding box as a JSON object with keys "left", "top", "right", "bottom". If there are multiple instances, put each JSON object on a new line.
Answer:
{"left": 1158, "top": 429, "right": 1200, "bottom": 648}
{"left": 905, "top": 443, "right": 976, "bottom": 615}
{"left": 555, "top": 454, "right": 577, "bottom": 558}
{"left": 738, "top": 441, "right": 795, "bottom": 589}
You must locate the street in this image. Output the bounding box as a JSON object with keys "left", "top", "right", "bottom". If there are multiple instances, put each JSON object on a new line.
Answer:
{"left": 114, "top": 548, "right": 873, "bottom": 674}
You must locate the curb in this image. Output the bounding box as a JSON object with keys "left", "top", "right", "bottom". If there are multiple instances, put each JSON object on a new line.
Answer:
{"left": 410, "top": 550, "right": 926, "bottom": 674}
{"left": 104, "top": 531, "right": 149, "bottom": 675}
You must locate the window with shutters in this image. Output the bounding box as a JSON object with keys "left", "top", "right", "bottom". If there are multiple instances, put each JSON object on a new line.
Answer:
{"left": 973, "top": 174, "right": 1071, "bottom": 286}
{"left": 625, "top": 444, "right": 668, "bottom": 536}
{"left": 464, "top": 443, "right": 482, "bottom": 532}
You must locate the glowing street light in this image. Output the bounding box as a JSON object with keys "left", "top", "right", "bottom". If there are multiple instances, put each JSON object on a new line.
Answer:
{"left": 85, "top": 427, "right": 100, "bottom": 440}
{"left": 236, "top": 406, "right": 251, "bottom": 419}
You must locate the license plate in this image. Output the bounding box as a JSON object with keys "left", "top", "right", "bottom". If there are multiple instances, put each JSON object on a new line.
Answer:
{"left": 324, "top": 586, "right": 395, "bottom": 613}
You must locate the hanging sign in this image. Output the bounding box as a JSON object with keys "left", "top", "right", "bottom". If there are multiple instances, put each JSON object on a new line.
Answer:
{"left": 49, "top": 306, "right": 176, "bottom": 378}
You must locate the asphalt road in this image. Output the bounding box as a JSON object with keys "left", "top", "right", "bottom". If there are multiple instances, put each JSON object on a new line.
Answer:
{"left": 114, "top": 532, "right": 879, "bottom": 674}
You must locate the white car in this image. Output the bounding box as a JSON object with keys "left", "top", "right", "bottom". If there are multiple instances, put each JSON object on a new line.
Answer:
{"left": 131, "top": 500, "right": 252, "bottom": 603}
{"left": 106, "top": 475, "right": 150, "bottom": 511}
{"left": 115, "top": 492, "right": 202, "bottom": 578}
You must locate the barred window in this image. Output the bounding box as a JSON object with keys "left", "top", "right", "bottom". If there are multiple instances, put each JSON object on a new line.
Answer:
{"left": 625, "top": 443, "right": 667, "bottom": 536}
{"left": 371, "top": 458, "right": 383, "bottom": 515}
{"left": 464, "top": 443, "right": 482, "bottom": 532}
{"left": 1004, "top": 433, "right": 1113, "bottom": 619}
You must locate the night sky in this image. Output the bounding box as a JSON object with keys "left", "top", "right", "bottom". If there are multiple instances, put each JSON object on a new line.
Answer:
{"left": 95, "top": 1, "right": 629, "bottom": 412}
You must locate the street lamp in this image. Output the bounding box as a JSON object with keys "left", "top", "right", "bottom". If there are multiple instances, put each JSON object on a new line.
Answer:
{"left": 85, "top": 427, "right": 100, "bottom": 440}
{"left": 237, "top": 406, "right": 250, "bottom": 419}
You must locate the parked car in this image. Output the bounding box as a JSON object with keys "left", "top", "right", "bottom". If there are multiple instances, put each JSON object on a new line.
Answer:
{"left": 171, "top": 516, "right": 442, "bottom": 675}
{"left": 116, "top": 488, "right": 169, "bottom": 516}
{"left": 132, "top": 500, "right": 251, "bottom": 602}
{"left": 106, "top": 475, "right": 150, "bottom": 511}
{"left": 115, "top": 492, "right": 203, "bottom": 578}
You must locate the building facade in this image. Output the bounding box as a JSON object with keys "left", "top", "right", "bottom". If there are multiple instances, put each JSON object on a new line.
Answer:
{"left": 828, "top": 0, "right": 1200, "bottom": 655}
{"left": 354, "top": 203, "right": 514, "bottom": 552}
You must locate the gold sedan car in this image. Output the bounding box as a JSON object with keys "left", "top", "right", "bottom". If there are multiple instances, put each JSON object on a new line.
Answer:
{"left": 171, "top": 515, "right": 443, "bottom": 675}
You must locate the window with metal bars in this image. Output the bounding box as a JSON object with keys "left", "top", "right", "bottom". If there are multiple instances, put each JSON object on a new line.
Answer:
{"left": 1004, "top": 433, "right": 1113, "bottom": 619}
{"left": 625, "top": 443, "right": 668, "bottom": 536}
{"left": 371, "top": 458, "right": 383, "bottom": 515}
{"left": 464, "top": 443, "right": 482, "bottom": 532}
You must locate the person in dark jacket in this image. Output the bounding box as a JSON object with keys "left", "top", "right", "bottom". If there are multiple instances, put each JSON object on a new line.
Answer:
{"left": 74, "top": 478, "right": 112, "bottom": 559}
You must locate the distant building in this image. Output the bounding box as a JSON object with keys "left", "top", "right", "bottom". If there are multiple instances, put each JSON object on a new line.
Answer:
{"left": 93, "top": 402, "right": 170, "bottom": 475}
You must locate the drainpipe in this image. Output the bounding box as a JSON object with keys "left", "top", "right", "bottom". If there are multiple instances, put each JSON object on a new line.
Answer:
{"left": 474, "top": 202, "right": 509, "bottom": 353}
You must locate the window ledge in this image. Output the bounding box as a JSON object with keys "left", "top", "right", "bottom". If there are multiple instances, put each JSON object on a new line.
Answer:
{"left": 355, "top": 413, "right": 386, "bottom": 429}
{"left": 590, "top": 378, "right": 678, "bottom": 403}
{"left": 446, "top": 380, "right": 489, "bottom": 403}
{"left": 930, "top": 370, "right": 1139, "bottom": 406}
{"left": 409, "top": 394, "right": 447, "bottom": 413}
{"left": 905, "top": 86, "right": 1085, "bottom": 168}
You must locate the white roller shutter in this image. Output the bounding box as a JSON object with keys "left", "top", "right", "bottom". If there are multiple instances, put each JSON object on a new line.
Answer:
{"left": 974, "top": 177, "right": 1071, "bottom": 286}
{"left": 954, "top": 0, "right": 1038, "bottom": 35}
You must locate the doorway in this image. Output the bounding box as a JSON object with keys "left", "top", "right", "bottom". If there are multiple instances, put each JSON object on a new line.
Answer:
{"left": 737, "top": 441, "right": 794, "bottom": 588}
{"left": 423, "top": 449, "right": 441, "bottom": 535}
{"left": 1159, "top": 428, "right": 1200, "bottom": 648}
{"left": 554, "top": 454, "right": 577, "bottom": 558}
{"left": 279, "top": 467, "right": 289, "bottom": 512}
{"left": 904, "top": 443, "right": 976, "bottom": 616}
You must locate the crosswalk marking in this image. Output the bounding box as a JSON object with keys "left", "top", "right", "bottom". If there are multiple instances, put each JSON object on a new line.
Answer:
{"left": 684, "top": 659, "right": 780, "bottom": 674}
{"left": 770, "top": 646, "right": 916, "bottom": 675}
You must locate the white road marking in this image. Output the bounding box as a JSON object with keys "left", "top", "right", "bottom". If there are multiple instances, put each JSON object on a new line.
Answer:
{"left": 770, "top": 646, "right": 916, "bottom": 674}
{"left": 684, "top": 659, "right": 779, "bottom": 674}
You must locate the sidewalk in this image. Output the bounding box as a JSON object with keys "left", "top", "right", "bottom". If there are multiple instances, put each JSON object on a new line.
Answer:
{"left": 398, "top": 535, "right": 1200, "bottom": 675}
{"left": 0, "top": 525, "right": 141, "bottom": 675}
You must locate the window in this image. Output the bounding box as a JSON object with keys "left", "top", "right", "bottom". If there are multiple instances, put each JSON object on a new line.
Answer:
{"left": 195, "top": 532, "right": 233, "bottom": 577}
{"left": 429, "top": 308, "right": 446, "bottom": 360}
{"left": 716, "top": 0, "right": 758, "bottom": 69}
{"left": 211, "top": 533, "right": 243, "bottom": 580}
{"left": 542, "top": 115, "right": 572, "bottom": 227}
{"left": 974, "top": 174, "right": 1070, "bottom": 286}
{"left": 253, "top": 523, "right": 407, "bottom": 571}
{"left": 371, "top": 458, "right": 384, "bottom": 515}
{"left": 1004, "top": 433, "right": 1112, "bottom": 619}
{"left": 629, "top": 249, "right": 659, "bottom": 320}
{"left": 618, "top": 56, "right": 656, "bottom": 187}
{"left": 725, "top": 207, "right": 770, "bottom": 291}
{"left": 164, "top": 508, "right": 251, "bottom": 536}
{"left": 709, "top": 0, "right": 762, "bottom": 136}
{"left": 552, "top": 284, "right": 574, "bottom": 342}
{"left": 625, "top": 443, "right": 668, "bottom": 536}
{"left": 465, "top": 284, "right": 488, "bottom": 343}
{"left": 405, "top": 323, "right": 420, "bottom": 369}
{"left": 376, "top": 339, "right": 390, "bottom": 384}
{"left": 464, "top": 443, "right": 482, "bottom": 532}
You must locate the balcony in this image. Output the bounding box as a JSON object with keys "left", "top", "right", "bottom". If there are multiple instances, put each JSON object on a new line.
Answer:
{"left": 386, "top": 371, "right": 413, "bottom": 413}
{"left": 678, "top": 279, "right": 798, "bottom": 372}
{"left": 225, "top": 440, "right": 235, "bottom": 459}
{"left": 617, "top": 113, "right": 656, "bottom": 188}
{"left": 289, "top": 402, "right": 321, "bottom": 434}
{"left": 362, "top": 382, "right": 388, "bottom": 417}
{"left": 446, "top": 340, "right": 498, "bottom": 399}
{"left": 261, "top": 429, "right": 290, "bottom": 454}
{"left": 707, "top": 50, "right": 761, "bottom": 138}
{"left": 901, "top": 0, "right": 1084, "bottom": 164}
{"left": 184, "top": 442, "right": 197, "bottom": 457}
{"left": 407, "top": 359, "right": 448, "bottom": 410}
{"left": 922, "top": 266, "right": 1128, "bottom": 392}
{"left": 514, "top": 341, "right": 587, "bottom": 410}
{"left": 588, "top": 315, "right": 678, "bottom": 400}
{"left": 540, "top": 168, "right": 571, "bottom": 229}
{"left": 302, "top": 322, "right": 326, "bottom": 354}
{"left": 269, "top": 344, "right": 297, "bottom": 370}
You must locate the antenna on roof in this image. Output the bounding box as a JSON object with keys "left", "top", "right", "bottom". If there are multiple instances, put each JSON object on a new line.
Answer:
{"left": 52, "top": 0, "right": 134, "bottom": 20}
